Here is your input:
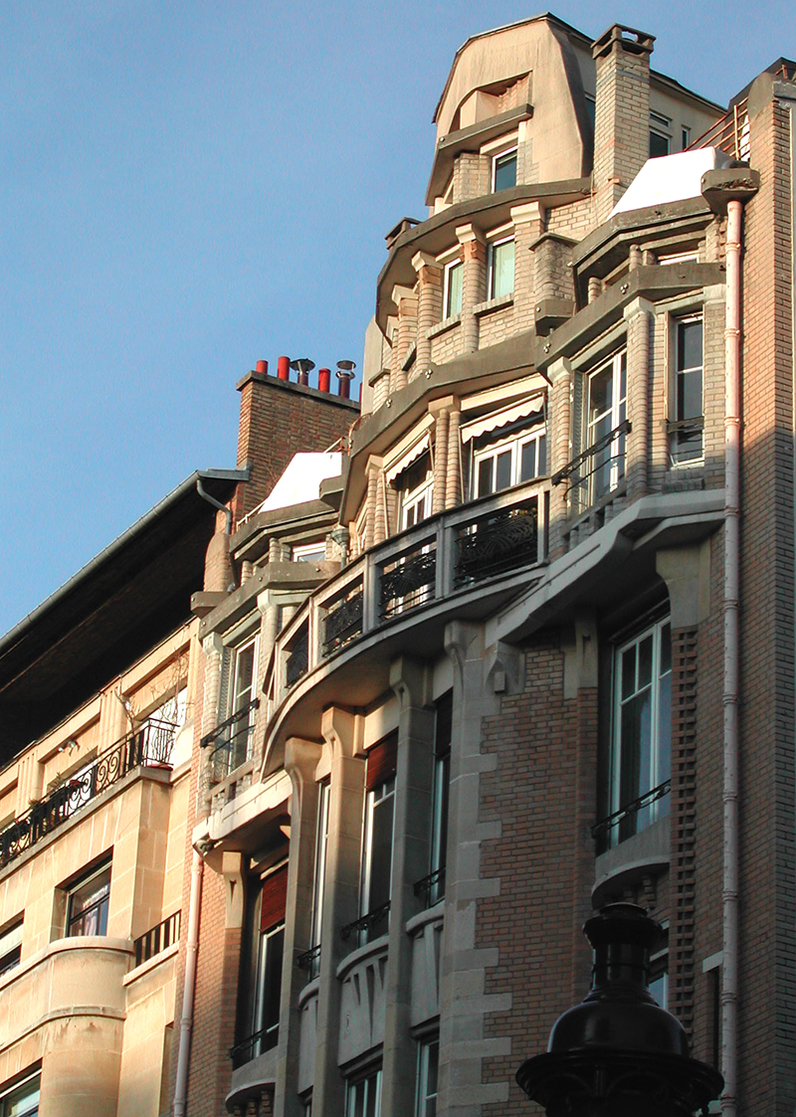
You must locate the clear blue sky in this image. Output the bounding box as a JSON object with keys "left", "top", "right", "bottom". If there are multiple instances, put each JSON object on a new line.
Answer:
{"left": 0, "top": 0, "right": 792, "bottom": 636}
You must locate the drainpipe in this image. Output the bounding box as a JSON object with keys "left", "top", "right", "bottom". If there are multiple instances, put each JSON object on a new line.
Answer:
{"left": 722, "top": 197, "right": 743, "bottom": 1117}
{"left": 173, "top": 848, "right": 204, "bottom": 1117}
{"left": 196, "top": 477, "right": 232, "bottom": 535}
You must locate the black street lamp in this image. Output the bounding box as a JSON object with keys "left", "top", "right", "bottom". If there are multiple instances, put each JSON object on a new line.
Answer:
{"left": 516, "top": 904, "right": 723, "bottom": 1117}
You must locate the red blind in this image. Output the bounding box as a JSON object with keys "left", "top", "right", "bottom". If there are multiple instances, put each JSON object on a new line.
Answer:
{"left": 366, "top": 732, "right": 398, "bottom": 791}
{"left": 260, "top": 863, "right": 288, "bottom": 931}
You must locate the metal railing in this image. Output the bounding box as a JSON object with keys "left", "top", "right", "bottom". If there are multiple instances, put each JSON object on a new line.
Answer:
{"left": 591, "top": 780, "right": 671, "bottom": 850}
{"left": 552, "top": 421, "right": 630, "bottom": 515}
{"left": 134, "top": 909, "right": 181, "bottom": 967}
{"left": 229, "top": 1022, "right": 278, "bottom": 1069}
{"left": 0, "top": 718, "right": 178, "bottom": 871}
{"left": 687, "top": 98, "right": 749, "bottom": 162}
{"left": 296, "top": 943, "right": 321, "bottom": 977}
{"left": 413, "top": 868, "right": 445, "bottom": 908}
{"left": 340, "top": 901, "right": 390, "bottom": 944}
{"left": 201, "top": 700, "right": 259, "bottom": 785}
{"left": 272, "top": 479, "right": 549, "bottom": 699}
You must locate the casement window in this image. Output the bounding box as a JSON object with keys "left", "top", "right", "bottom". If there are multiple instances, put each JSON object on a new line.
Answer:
{"left": 293, "top": 542, "right": 326, "bottom": 565}
{"left": 492, "top": 147, "right": 518, "bottom": 191}
{"left": 0, "top": 920, "right": 22, "bottom": 977}
{"left": 416, "top": 1037, "right": 439, "bottom": 1117}
{"left": 66, "top": 860, "right": 111, "bottom": 937}
{"left": 609, "top": 617, "right": 672, "bottom": 845}
{"left": 670, "top": 315, "right": 704, "bottom": 466}
{"left": 346, "top": 1066, "right": 382, "bottom": 1117}
{"left": 0, "top": 1073, "right": 39, "bottom": 1117}
{"left": 227, "top": 633, "right": 259, "bottom": 771}
{"left": 487, "top": 237, "right": 515, "bottom": 299}
{"left": 586, "top": 350, "right": 627, "bottom": 504}
{"left": 359, "top": 735, "right": 397, "bottom": 944}
{"left": 649, "top": 112, "right": 671, "bottom": 157}
{"left": 444, "top": 259, "right": 463, "bottom": 318}
{"left": 472, "top": 424, "right": 546, "bottom": 499}
{"left": 239, "top": 865, "right": 287, "bottom": 1064}
{"left": 307, "top": 779, "right": 330, "bottom": 978}
{"left": 399, "top": 454, "right": 433, "bottom": 530}
{"left": 428, "top": 693, "right": 452, "bottom": 906}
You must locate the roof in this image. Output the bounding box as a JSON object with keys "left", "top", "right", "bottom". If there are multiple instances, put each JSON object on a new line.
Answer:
{"left": 0, "top": 468, "right": 246, "bottom": 759}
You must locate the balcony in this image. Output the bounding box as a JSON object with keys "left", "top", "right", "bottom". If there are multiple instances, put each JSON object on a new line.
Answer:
{"left": 201, "top": 700, "right": 259, "bottom": 787}
{"left": 0, "top": 718, "right": 177, "bottom": 871}
{"left": 270, "top": 480, "right": 549, "bottom": 703}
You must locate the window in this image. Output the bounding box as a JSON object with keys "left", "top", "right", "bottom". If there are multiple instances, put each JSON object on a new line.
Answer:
{"left": 428, "top": 694, "right": 451, "bottom": 906}
{"left": 487, "top": 237, "right": 515, "bottom": 299}
{"left": 649, "top": 925, "right": 669, "bottom": 1009}
{"left": 584, "top": 94, "right": 596, "bottom": 131}
{"left": 223, "top": 634, "right": 259, "bottom": 773}
{"left": 416, "top": 1038, "right": 439, "bottom": 1117}
{"left": 610, "top": 617, "right": 672, "bottom": 845}
{"left": 681, "top": 125, "right": 691, "bottom": 150}
{"left": 444, "top": 259, "right": 463, "bottom": 318}
{"left": 400, "top": 454, "right": 433, "bottom": 530}
{"left": 346, "top": 1067, "right": 382, "bottom": 1117}
{"left": 293, "top": 542, "right": 326, "bottom": 564}
{"left": 359, "top": 736, "right": 397, "bottom": 944}
{"left": 670, "top": 315, "right": 703, "bottom": 466}
{"left": 308, "top": 779, "right": 330, "bottom": 978}
{"left": 473, "top": 424, "right": 546, "bottom": 498}
{"left": 0, "top": 920, "right": 22, "bottom": 977}
{"left": 492, "top": 147, "right": 517, "bottom": 191}
{"left": 0, "top": 1073, "right": 39, "bottom": 1117}
{"left": 649, "top": 112, "right": 671, "bottom": 157}
{"left": 237, "top": 864, "right": 287, "bottom": 1065}
{"left": 66, "top": 861, "right": 111, "bottom": 937}
{"left": 586, "top": 350, "right": 627, "bottom": 504}
{"left": 252, "top": 921, "right": 284, "bottom": 1056}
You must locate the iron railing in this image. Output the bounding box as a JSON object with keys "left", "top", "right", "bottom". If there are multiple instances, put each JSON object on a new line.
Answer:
{"left": 134, "top": 909, "right": 181, "bottom": 967}
{"left": 322, "top": 583, "right": 363, "bottom": 657}
{"left": 296, "top": 943, "right": 322, "bottom": 977}
{"left": 229, "top": 1023, "right": 278, "bottom": 1069}
{"left": 413, "top": 867, "right": 445, "bottom": 908}
{"left": 687, "top": 98, "right": 749, "bottom": 162}
{"left": 552, "top": 421, "right": 630, "bottom": 514}
{"left": 201, "top": 700, "right": 259, "bottom": 785}
{"left": 592, "top": 779, "right": 671, "bottom": 851}
{"left": 454, "top": 501, "right": 538, "bottom": 587}
{"left": 0, "top": 718, "right": 178, "bottom": 870}
{"left": 380, "top": 544, "right": 436, "bottom": 620}
{"left": 286, "top": 624, "right": 309, "bottom": 688}
{"left": 340, "top": 901, "right": 391, "bottom": 944}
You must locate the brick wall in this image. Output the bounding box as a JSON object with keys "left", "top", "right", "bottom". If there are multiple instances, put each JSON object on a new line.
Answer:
{"left": 234, "top": 373, "right": 359, "bottom": 521}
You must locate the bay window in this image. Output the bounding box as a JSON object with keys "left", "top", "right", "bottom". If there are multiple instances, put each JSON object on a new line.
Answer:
{"left": 609, "top": 617, "right": 672, "bottom": 845}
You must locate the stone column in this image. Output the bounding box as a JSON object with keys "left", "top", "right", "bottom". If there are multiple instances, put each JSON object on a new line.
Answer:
{"left": 624, "top": 297, "right": 654, "bottom": 499}
{"left": 312, "top": 707, "right": 365, "bottom": 1117}
{"left": 456, "top": 224, "right": 486, "bottom": 353}
{"left": 430, "top": 402, "right": 450, "bottom": 516}
{"left": 413, "top": 251, "right": 443, "bottom": 372}
{"left": 511, "top": 201, "right": 544, "bottom": 333}
{"left": 364, "top": 461, "right": 378, "bottom": 551}
{"left": 446, "top": 406, "right": 462, "bottom": 509}
{"left": 548, "top": 356, "right": 574, "bottom": 558}
{"left": 390, "top": 286, "right": 418, "bottom": 393}
{"left": 198, "top": 631, "right": 225, "bottom": 817}
{"left": 380, "top": 657, "right": 436, "bottom": 1117}
{"left": 274, "top": 738, "right": 324, "bottom": 1117}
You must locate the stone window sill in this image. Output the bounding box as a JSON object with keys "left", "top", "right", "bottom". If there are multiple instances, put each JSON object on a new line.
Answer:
{"left": 427, "top": 314, "right": 461, "bottom": 340}
{"left": 474, "top": 293, "right": 514, "bottom": 317}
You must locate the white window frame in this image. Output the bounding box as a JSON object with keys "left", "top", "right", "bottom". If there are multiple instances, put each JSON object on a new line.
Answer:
{"left": 670, "top": 313, "right": 704, "bottom": 467}
{"left": 609, "top": 617, "right": 672, "bottom": 846}
{"left": 443, "top": 258, "right": 463, "bottom": 319}
{"left": 292, "top": 542, "right": 326, "bottom": 564}
{"left": 491, "top": 145, "right": 518, "bottom": 192}
{"left": 585, "top": 349, "right": 627, "bottom": 505}
{"left": 472, "top": 423, "right": 546, "bottom": 498}
{"left": 400, "top": 466, "right": 433, "bottom": 531}
{"left": 416, "top": 1037, "right": 439, "bottom": 1117}
{"left": 487, "top": 236, "right": 515, "bottom": 300}
{"left": 360, "top": 775, "right": 395, "bottom": 938}
{"left": 0, "top": 919, "right": 22, "bottom": 977}
{"left": 346, "top": 1067, "right": 382, "bottom": 1117}
{"left": 66, "top": 860, "right": 112, "bottom": 938}
{"left": 0, "top": 1072, "right": 39, "bottom": 1117}
{"left": 251, "top": 919, "right": 285, "bottom": 1056}
{"left": 309, "top": 779, "right": 330, "bottom": 975}
{"left": 649, "top": 111, "right": 671, "bottom": 157}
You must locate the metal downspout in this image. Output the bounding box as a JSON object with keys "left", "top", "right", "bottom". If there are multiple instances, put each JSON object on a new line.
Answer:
{"left": 173, "top": 849, "right": 204, "bottom": 1117}
{"left": 722, "top": 197, "right": 743, "bottom": 1117}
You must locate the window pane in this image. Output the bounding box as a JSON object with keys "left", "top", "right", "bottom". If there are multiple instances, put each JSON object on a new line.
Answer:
{"left": 678, "top": 368, "right": 703, "bottom": 421}
{"left": 490, "top": 240, "right": 515, "bottom": 298}
{"left": 495, "top": 450, "right": 512, "bottom": 491}
{"left": 368, "top": 793, "right": 394, "bottom": 913}
{"left": 537, "top": 435, "right": 546, "bottom": 475}
{"left": 678, "top": 319, "right": 702, "bottom": 370}
{"left": 621, "top": 644, "right": 636, "bottom": 701}
{"left": 494, "top": 150, "right": 517, "bottom": 191}
{"left": 649, "top": 130, "right": 670, "bottom": 157}
{"left": 520, "top": 440, "right": 537, "bottom": 482}
{"left": 638, "top": 635, "right": 653, "bottom": 690}
{"left": 446, "top": 262, "right": 463, "bottom": 317}
{"left": 477, "top": 457, "right": 493, "bottom": 498}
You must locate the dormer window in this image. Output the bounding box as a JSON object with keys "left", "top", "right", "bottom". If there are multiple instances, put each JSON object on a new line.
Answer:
{"left": 492, "top": 147, "right": 518, "bottom": 191}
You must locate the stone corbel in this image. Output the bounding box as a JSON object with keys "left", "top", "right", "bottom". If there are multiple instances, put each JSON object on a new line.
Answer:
{"left": 484, "top": 639, "right": 524, "bottom": 696}
{"left": 222, "top": 850, "right": 246, "bottom": 929}
{"left": 321, "top": 705, "right": 364, "bottom": 761}
{"left": 562, "top": 610, "right": 598, "bottom": 700}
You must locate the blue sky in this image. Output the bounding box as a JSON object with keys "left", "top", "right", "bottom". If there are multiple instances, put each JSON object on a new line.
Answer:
{"left": 0, "top": 0, "right": 793, "bottom": 635}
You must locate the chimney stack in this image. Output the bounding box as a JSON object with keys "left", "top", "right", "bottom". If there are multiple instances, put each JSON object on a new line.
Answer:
{"left": 592, "top": 25, "right": 655, "bottom": 224}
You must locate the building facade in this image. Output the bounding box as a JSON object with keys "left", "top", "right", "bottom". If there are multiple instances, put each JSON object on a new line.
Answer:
{"left": 0, "top": 13, "right": 794, "bottom": 1117}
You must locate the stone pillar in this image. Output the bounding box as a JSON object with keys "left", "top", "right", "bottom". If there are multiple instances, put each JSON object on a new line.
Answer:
{"left": 430, "top": 402, "right": 450, "bottom": 516}
{"left": 548, "top": 357, "right": 574, "bottom": 557}
{"left": 391, "top": 286, "right": 418, "bottom": 393}
{"left": 274, "top": 738, "right": 324, "bottom": 1117}
{"left": 511, "top": 202, "right": 544, "bottom": 333}
{"left": 456, "top": 224, "right": 486, "bottom": 353}
{"left": 446, "top": 406, "right": 462, "bottom": 509}
{"left": 413, "top": 251, "right": 443, "bottom": 371}
{"left": 371, "top": 458, "right": 387, "bottom": 546}
{"left": 624, "top": 297, "right": 654, "bottom": 499}
{"left": 312, "top": 708, "right": 365, "bottom": 1117}
{"left": 592, "top": 24, "right": 654, "bottom": 224}
{"left": 380, "top": 658, "right": 435, "bottom": 1117}
{"left": 198, "top": 631, "right": 225, "bottom": 816}
{"left": 364, "top": 461, "right": 378, "bottom": 551}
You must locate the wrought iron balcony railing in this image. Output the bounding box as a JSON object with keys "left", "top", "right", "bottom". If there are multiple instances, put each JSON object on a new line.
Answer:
{"left": 296, "top": 942, "right": 322, "bottom": 977}
{"left": 591, "top": 779, "right": 671, "bottom": 851}
{"left": 270, "top": 479, "right": 549, "bottom": 699}
{"left": 201, "top": 699, "right": 259, "bottom": 786}
{"left": 340, "top": 901, "right": 391, "bottom": 945}
{"left": 134, "top": 909, "right": 181, "bottom": 967}
{"left": 0, "top": 718, "right": 178, "bottom": 871}
{"left": 229, "top": 1022, "right": 279, "bottom": 1069}
{"left": 552, "top": 421, "right": 630, "bottom": 516}
{"left": 413, "top": 867, "right": 445, "bottom": 908}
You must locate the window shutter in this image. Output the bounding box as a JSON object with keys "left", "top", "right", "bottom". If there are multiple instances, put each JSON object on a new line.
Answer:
{"left": 260, "top": 863, "right": 288, "bottom": 931}
{"left": 366, "top": 732, "right": 398, "bottom": 791}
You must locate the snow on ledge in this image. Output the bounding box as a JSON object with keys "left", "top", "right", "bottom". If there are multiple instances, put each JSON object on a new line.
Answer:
{"left": 611, "top": 147, "right": 732, "bottom": 217}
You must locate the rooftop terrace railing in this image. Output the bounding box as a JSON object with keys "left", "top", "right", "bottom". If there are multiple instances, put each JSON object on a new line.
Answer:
{"left": 269, "top": 479, "right": 549, "bottom": 702}
{"left": 0, "top": 718, "right": 178, "bottom": 871}
{"left": 687, "top": 98, "right": 750, "bottom": 162}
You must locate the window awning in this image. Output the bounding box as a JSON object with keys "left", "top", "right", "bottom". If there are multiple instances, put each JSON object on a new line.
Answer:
{"left": 460, "top": 395, "right": 545, "bottom": 444}
{"left": 384, "top": 431, "right": 431, "bottom": 484}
